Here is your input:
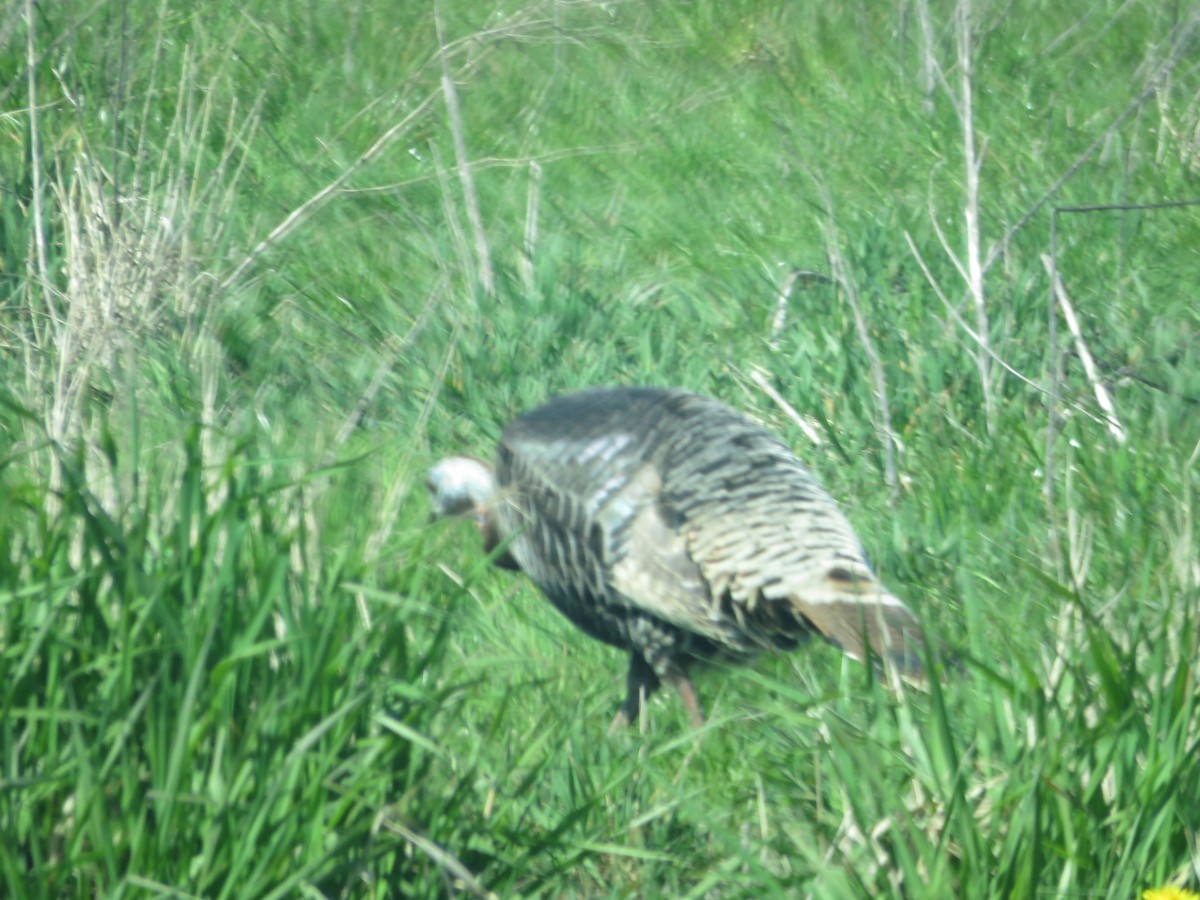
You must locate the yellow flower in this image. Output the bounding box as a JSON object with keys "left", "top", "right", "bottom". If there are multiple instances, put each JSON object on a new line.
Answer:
{"left": 1142, "top": 888, "right": 1200, "bottom": 900}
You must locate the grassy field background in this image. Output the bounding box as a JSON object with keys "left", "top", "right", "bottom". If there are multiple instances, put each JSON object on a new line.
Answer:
{"left": 2, "top": 1, "right": 1199, "bottom": 896}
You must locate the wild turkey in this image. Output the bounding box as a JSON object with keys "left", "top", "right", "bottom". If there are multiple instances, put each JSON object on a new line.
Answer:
{"left": 427, "top": 386, "right": 927, "bottom": 731}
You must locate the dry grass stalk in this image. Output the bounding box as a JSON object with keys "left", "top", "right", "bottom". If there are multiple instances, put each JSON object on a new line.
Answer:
{"left": 767, "top": 267, "right": 801, "bottom": 350}
{"left": 915, "top": 0, "right": 937, "bottom": 116}
{"left": 979, "top": 11, "right": 1200, "bottom": 280}
{"left": 520, "top": 160, "right": 543, "bottom": 294}
{"left": 746, "top": 365, "right": 824, "bottom": 447}
{"left": 824, "top": 231, "right": 899, "bottom": 497}
{"left": 218, "top": 88, "right": 440, "bottom": 294}
{"left": 955, "top": 0, "right": 993, "bottom": 434}
{"left": 380, "top": 817, "right": 498, "bottom": 900}
{"left": 43, "top": 162, "right": 189, "bottom": 510}
{"left": 436, "top": 4, "right": 495, "bottom": 299}
{"left": 362, "top": 313, "right": 460, "bottom": 573}
{"left": 1039, "top": 255, "right": 1127, "bottom": 445}
{"left": 24, "top": 0, "right": 53, "bottom": 322}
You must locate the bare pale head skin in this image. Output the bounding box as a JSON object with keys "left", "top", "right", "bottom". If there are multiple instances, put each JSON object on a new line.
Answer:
{"left": 426, "top": 456, "right": 496, "bottom": 519}
{"left": 427, "top": 456, "right": 518, "bottom": 568}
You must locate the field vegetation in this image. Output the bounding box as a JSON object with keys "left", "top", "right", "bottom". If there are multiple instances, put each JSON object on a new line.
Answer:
{"left": 2, "top": 0, "right": 1198, "bottom": 896}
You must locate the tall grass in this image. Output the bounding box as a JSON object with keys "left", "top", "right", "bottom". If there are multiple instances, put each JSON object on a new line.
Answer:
{"left": 2, "top": 0, "right": 1198, "bottom": 896}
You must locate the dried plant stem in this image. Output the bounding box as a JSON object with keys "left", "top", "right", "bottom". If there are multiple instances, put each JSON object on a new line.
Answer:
{"left": 747, "top": 365, "right": 824, "bottom": 446}
{"left": 381, "top": 819, "right": 497, "bottom": 900}
{"left": 956, "top": 0, "right": 993, "bottom": 434}
{"left": 25, "top": 0, "right": 53, "bottom": 322}
{"left": 768, "top": 268, "right": 799, "bottom": 350}
{"left": 767, "top": 269, "right": 829, "bottom": 350}
{"left": 1043, "top": 196, "right": 1200, "bottom": 552}
{"left": 520, "top": 160, "right": 542, "bottom": 293}
{"left": 916, "top": 0, "right": 937, "bottom": 116}
{"left": 342, "top": 143, "right": 638, "bottom": 198}
{"left": 219, "top": 89, "right": 439, "bottom": 293}
{"left": 363, "top": 313, "right": 460, "bottom": 569}
{"left": 326, "top": 289, "right": 439, "bottom": 464}
{"left": 906, "top": 232, "right": 1044, "bottom": 398}
{"left": 980, "top": 10, "right": 1200, "bottom": 279}
{"left": 800, "top": 161, "right": 899, "bottom": 495}
{"left": 435, "top": 5, "right": 494, "bottom": 299}
{"left": 826, "top": 227, "right": 899, "bottom": 499}
{"left": 1040, "top": 255, "right": 1127, "bottom": 444}
{"left": 430, "top": 141, "right": 475, "bottom": 290}
{"left": 1045, "top": 213, "right": 1064, "bottom": 573}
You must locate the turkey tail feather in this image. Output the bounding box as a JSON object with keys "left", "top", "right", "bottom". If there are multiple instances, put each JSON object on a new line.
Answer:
{"left": 792, "top": 589, "right": 927, "bottom": 680}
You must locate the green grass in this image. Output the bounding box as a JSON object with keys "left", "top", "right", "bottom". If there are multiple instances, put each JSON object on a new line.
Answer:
{"left": 2, "top": 0, "right": 1199, "bottom": 896}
